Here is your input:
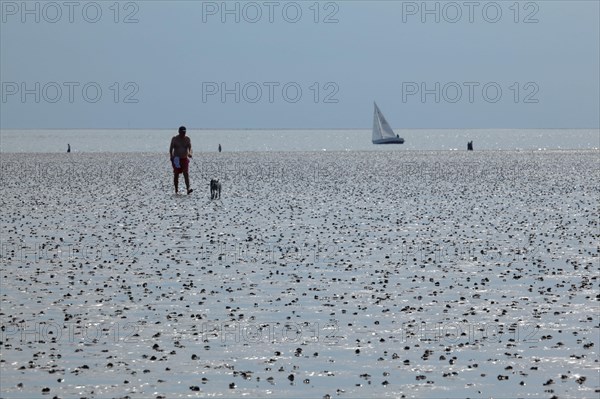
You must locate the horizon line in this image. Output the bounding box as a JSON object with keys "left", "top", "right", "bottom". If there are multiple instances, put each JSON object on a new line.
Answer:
{"left": 1, "top": 127, "right": 599, "bottom": 131}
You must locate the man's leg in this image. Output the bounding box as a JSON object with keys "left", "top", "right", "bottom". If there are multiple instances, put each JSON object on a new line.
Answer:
{"left": 174, "top": 173, "right": 179, "bottom": 194}
{"left": 183, "top": 172, "right": 192, "bottom": 194}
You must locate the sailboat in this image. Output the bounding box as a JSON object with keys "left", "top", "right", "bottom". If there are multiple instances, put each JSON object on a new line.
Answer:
{"left": 372, "top": 102, "right": 404, "bottom": 144}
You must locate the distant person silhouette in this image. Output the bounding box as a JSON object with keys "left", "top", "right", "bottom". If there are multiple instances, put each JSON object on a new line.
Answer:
{"left": 467, "top": 141, "right": 473, "bottom": 151}
{"left": 218, "top": 144, "right": 222, "bottom": 152}
{"left": 67, "top": 144, "right": 71, "bottom": 153}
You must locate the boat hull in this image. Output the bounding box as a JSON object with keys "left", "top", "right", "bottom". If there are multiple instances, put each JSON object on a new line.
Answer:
{"left": 373, "top": 137, "right": 404, "bottom": 144}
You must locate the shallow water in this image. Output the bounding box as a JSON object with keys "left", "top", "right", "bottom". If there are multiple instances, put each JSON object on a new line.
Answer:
{"left": 1, "top": 150, "right": 598, "bottom": 398}
{"left": 1, "top": 128, "right": 599, "bottom": 153}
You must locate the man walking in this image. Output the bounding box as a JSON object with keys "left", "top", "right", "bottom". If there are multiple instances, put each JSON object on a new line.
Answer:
{"left": 169, "top": 126, "right": 193, "bottom": 194}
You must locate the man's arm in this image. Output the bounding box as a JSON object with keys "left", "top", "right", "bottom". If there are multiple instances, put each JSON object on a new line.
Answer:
{"left": 187, "top": 137, "right": 193, "bottom": 158}
{"left": 169, "top": 138, "right": 175, "bottom": 158}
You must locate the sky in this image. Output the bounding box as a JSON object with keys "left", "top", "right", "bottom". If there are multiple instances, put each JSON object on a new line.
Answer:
{"left": 1, "top": 0, "right": 599, "bottom": 129}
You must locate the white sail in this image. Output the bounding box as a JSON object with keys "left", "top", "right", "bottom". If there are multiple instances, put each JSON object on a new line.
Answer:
{"left": 372, "top": 102, "right": 404, "bottom": 144}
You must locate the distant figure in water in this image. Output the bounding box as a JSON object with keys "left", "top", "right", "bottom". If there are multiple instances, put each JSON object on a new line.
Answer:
{"left": 67, "top": 144, "right": 71, "bottom": 153}
{"left": 467, "top": 141, "right": 473, "bottom": 151}
{"left": 170, "top": 126, "right": 193, "bottom": 195}
{"left": 218, "top": 144, "right": 222, "bottom": 152}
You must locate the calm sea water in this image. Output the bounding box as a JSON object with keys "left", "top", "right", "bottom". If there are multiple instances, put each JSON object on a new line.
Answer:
{"left": 1, "top": 129, "right": 598, "bottom": 153}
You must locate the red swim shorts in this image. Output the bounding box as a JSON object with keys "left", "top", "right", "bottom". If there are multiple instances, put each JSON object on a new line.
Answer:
{"left": 172, "top": 157, "right": 190, "bottom": 174}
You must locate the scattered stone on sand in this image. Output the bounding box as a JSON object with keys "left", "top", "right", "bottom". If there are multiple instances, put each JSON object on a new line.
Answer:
{"left": 0, "top": 151, "right": 598, "bottom": 397}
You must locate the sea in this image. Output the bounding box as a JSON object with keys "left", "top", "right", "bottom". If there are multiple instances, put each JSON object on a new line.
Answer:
{"left": 1, "top": 129, "right": 598, "bottom": 153}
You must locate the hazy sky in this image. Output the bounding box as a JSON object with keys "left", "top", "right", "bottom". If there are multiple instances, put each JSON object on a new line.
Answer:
{"left": 1, "top": 0, "right": 598, "bottom": 128}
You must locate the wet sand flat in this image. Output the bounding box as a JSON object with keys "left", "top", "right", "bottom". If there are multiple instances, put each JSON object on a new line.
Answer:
{"left": 1, "top": 150, "right": 598, "bottom": 398}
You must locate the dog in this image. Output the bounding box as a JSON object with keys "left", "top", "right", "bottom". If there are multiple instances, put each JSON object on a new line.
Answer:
{"left": 210, "top": 179, "right": 221, "bottom": 200}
